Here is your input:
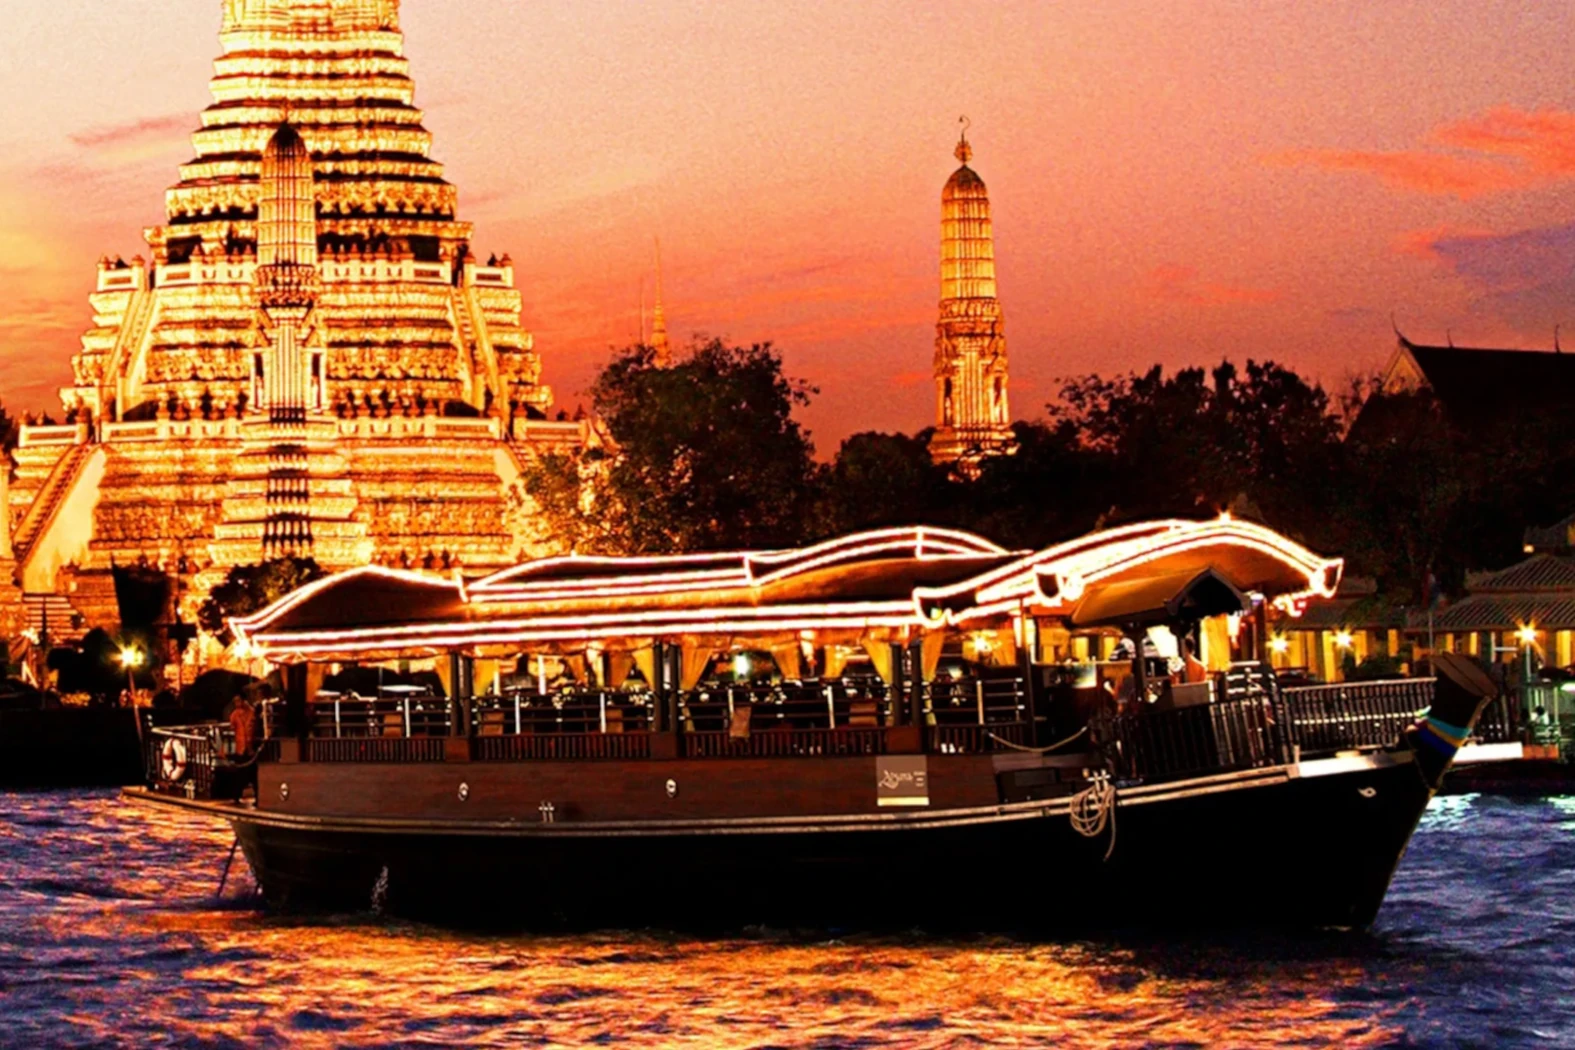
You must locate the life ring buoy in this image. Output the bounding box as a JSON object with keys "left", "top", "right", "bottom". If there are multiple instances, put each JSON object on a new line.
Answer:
{"left": 160, "top": 738, "right": 188, "bottom": 782}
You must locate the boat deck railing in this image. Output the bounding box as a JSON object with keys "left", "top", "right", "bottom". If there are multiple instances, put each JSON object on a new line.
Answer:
{"left": 1102, "top": 676, "right": 1465, "bottom": 782}
{"left": 293, "top": 677, "right": 1031, "bottom": 762}
{"left": 1280, "top": 678, "right": 1433, "bottom": 753}
{"left": 1102, "top": 695, "right": 1286, "bottom": 781}
{"left": 187, "top": 672, "right": 1483, "bottom": 788}
{"left": 309, "top": 691, "right": 452, "bottom": 739}
{"left": 145, "top": 723, "right": 280, "bottom": 796}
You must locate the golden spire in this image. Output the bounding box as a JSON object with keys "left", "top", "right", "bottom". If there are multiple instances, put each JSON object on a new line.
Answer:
{"left": 256, "top": 124, "right": 317, "bottom": 274}
{"left": 955, "top": 115, "right": 973, "bottom": 166}
{"left": 940, "top": 116, "right": 996, "bottom": 303}
{"left": 651, "top": 238, "right": 672, "bottom": 367}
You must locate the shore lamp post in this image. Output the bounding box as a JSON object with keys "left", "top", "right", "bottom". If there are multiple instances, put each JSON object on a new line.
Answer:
{"left": 118, "top": 646, "right": 145, "bottom": 701}
{"left": 1516, "top": 625, "right": 1539, "bottom": 726}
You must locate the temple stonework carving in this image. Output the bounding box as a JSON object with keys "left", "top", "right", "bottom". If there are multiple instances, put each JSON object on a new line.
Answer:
{"left": 928, "top": 126, "right": 1016, "bottom": 472}
{"left": 6, "top": 0, "right": 585, "bottom": 651}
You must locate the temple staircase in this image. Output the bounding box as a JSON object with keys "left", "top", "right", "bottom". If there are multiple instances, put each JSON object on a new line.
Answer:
{"left": 13, "top": 444, "right": 95, "bottom": 560}
{"left": 104, "top": 284, "right": 158, "bottom": 417}
{"left": 451, "top": 287, "right": 502, "bottom": 410}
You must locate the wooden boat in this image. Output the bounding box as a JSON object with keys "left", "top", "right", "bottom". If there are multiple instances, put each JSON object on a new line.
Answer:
{"left": 127, "top": 517, "right": 1509, "bottom": 930}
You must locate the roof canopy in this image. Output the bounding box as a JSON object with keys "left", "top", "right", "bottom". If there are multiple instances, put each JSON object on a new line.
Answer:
{"left": 233, "top": 517, "right": 1342, "bottom": 663}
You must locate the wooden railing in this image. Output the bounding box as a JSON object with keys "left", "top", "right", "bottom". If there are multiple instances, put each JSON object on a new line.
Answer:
{"left": 306, "top": 737, "right": 447, "bottom": 763}
{"left": 1280, "top": 678, "right": 1432, "bottom": 755}
{"left": 931, "top": 721, "right": 1032, "bottom": 755}
{"left": 683, "top": 726, "right": 889, "bottom": 758}
{"left": 474, "top": 731, "right": 652, "bottom": 762}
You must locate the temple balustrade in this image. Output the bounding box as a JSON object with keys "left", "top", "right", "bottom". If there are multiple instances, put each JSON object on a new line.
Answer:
{"left": 81, "top": 415, "right": 523, "bottom": 445}
{"left": 17, "top": 425, "right": 91, "bottom": 449}
{"left": 156, "top": 260, "right": 256, "bottom": 289}
{"left": 96, "top": 267, "right": 146, "bottom": 293}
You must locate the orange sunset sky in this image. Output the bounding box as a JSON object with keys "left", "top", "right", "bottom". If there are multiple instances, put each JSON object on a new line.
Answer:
{"left": 3, "top": 1, "right": 1575, "bottom": 451}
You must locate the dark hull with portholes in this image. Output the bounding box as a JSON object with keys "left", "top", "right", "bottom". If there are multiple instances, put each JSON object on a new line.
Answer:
{"left": 132, "top": 658, "right": 1504, "bottom": 932}
{"left": 131, "top": 747, "right": 1430, "bottom": 932}
{"left": 236, "top": 759, "right": 1431, "bottom": 931}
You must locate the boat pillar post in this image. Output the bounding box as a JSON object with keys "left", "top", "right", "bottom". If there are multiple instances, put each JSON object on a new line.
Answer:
{"left": 447, "top": 653, "right": 473, "bottom": 736}
{"left": 1018, "top": 613, "right": 1039, "bottom": 745}
{"left": 888, "top": 642, "right": 907, "bottom": 725}
{"left": 1252, "top": 598, "right": 1270, "bottom": 663}
{"left": 282, "top": 663, "right": 309, "bottom": 739}
{"left": 906, "top": 640, "right": 924, "bottom": 727}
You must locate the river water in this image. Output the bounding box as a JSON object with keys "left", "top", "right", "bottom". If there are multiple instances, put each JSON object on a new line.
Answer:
{"left": 0, "top": 791, "right": 1571, "bottom": 1049}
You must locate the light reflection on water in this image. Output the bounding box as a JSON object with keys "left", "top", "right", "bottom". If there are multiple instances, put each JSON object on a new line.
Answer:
{"left": 1, "top": 791, "right": 1572, "bottom": 1049}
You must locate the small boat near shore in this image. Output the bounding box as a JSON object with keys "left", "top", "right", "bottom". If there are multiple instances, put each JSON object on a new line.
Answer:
{"left": 127, "top": 517, "right": 1506, "bottom": 931}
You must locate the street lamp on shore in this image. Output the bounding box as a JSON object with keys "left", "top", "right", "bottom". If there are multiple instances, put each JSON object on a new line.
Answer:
{"left": 1515, "top": 624, "right": 1541, "bottom": 729}
{"left": 118, "top": 646, "right": 145, "bottom": 701}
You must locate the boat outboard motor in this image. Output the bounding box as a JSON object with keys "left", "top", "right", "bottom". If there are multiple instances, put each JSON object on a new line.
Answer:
{"left": 1407, "top": 651, "right": 1498, "bottom": 790}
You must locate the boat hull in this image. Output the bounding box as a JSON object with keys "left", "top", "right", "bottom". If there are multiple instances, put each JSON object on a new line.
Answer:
{"left": 223, "top": 755, "right": 1432, "bottom": 931}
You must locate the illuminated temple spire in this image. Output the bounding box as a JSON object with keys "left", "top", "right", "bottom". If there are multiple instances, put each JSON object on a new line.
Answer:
{"left": 254, "top": 122, "right": 321, "bottom": 554}
{"left": 651, "top": 239, "right": 672, "bottom": 367}
{"left": 929, "top": 119, "right": 1015, "bottom": 472}
{"left": 255, "top": 123, "right": 319, "bottom": 421}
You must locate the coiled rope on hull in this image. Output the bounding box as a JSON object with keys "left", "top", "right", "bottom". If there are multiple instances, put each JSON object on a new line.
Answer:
{"left": 1070, "top": 771, "right": 1118, "bottom": 861}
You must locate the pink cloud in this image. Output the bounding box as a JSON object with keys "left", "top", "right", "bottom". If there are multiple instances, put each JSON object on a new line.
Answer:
{"left": 1391, "top": 224, "right": 1495, "bottom": 260}
{"left": 1143, "top": 264, "right": 1279, "bottom": 306}
{"left": 1274, "top": 106, "right": 1575, "bottom": 199}
{"left": 69, "top": 113, "right": 191, "bottom": 151}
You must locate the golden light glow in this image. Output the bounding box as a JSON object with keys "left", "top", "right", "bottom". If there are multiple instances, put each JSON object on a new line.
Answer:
{"left": 1269, "top": 636, "right": 1290, "bottom": 655}
{"left": 118, "top": 647, "right": 145, "bottom": 669}
{"left": 1517, "top": 624, "right": 1539, "bottom": 646}
{"left": 238, "top": 518, "right": 1347, "bottom": 665}
{"left": 1333, "top": 631, "right": 1355, "bottom": 650}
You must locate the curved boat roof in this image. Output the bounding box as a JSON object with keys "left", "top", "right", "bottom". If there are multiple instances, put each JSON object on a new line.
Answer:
{"left": 234, "top": 518, "right": 1341, "bottom": 662}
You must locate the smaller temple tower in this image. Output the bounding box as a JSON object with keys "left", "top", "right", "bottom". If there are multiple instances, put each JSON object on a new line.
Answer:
{"left": 929, "top": 122, "right": 1015, "bottom": 471}
{"left": 650, "top": 239, "right": 672, "bottom": 367}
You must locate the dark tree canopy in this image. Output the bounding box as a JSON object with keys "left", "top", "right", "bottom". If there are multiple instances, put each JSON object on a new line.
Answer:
{"left": 526, "top": 340, "right": 823, "bottom": 554}
{"left": 198, "top": 558, "right": 326, "bottom": 643}
{"left": 1050, "top": 360, "right": 1340, "bottom": 533}
{"left": 522, "top": 344, "right": 1572, "bottom": 612}
{"left": 819, "top": 430, "right": 956, "bottom": 536}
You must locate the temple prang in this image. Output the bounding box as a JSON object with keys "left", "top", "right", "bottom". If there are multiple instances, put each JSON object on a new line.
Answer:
{"left": 8, "top": 0, "right": 585, "bottom": 656}
{"left": 928, "top": 121, "right": 1017, "bottom": 474}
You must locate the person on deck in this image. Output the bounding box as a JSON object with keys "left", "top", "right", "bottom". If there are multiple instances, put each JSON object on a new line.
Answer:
{"left": 230, "top": 695, "right": 258, "bottom": 757}
{"left": 1181, "top": 638, "right": 1208, "bottom": 685}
